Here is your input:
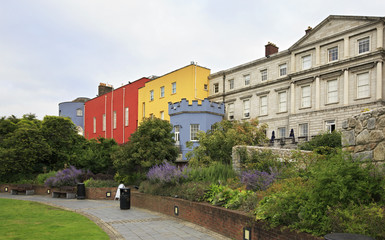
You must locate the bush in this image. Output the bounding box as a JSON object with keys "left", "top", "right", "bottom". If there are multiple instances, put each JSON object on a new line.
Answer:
{"left": 147, "top": 161, "right": 187, "bottom": 185}
{"left": 299, "top": 131, "right": 341, "bottom": 155}
{"left": 36, "top": 171, "right": 57, "bottom": 185}
{"left": 204, "top": 184, "right": 256, "bottom": 210}
{"left": 44, "top": 166, "right": 83, "bottom": 187}
{"left": 240, "top": 169, "right": 277, "bottom": 191}
{"left": 238, "top": 148, "right": 283, "bottom": 173}
{"left": 84, "top": 178, "right": 118, "bottom": 188}
{"left": 187, "top": 163, "right": 236, "bottom": 183}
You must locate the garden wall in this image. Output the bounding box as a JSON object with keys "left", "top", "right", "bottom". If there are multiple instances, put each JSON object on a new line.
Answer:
{"left": 131, "top": 191, "right": 321, "bottom": 240}
{"left": 341, "top": 107, "right": 385, "bottom": 162}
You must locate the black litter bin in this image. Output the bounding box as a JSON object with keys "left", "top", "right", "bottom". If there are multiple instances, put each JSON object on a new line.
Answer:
{"left": 324, "top": 233, "right": 375, "bottom": 240}
{"left": 77, "top": 183, "right": 86, "bottom": 200}
{"left": 120, "top": 188, "right": 131, "bottom": 210}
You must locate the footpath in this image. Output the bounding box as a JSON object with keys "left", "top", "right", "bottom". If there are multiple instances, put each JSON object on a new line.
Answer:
{"left": 0, "top": 193, "right": 230, "bottom": 240}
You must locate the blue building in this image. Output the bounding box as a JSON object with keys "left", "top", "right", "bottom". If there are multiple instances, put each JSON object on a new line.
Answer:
{"left": 58, "top": 97, "right": 89, "bottom": 135}
{"left": 168, "top": 98, "right": 224, "bottom": 162}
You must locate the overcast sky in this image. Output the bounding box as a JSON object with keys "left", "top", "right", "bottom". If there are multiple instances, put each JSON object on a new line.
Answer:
{"left": 1, "top": 0, "right": 384, "bottom": 119}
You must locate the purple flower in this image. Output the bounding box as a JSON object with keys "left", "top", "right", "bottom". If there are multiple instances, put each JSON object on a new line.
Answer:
{"left": 240, "top": 169, "right": 277, "bottom": 191}
{"left": 147, "top": 161, "right": 188, "bottom": 184}
{"left": 44, "top": 166, "right": 83, "bottom": 187}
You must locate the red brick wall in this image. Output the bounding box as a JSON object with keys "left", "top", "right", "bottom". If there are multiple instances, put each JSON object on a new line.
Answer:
{"left": 131, "top": 191, "right": 322, "bottom": 240}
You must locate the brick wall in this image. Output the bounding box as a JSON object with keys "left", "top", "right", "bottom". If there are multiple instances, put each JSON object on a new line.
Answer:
{"left": 131, "top": 191, "right": 321, "bottom": 240}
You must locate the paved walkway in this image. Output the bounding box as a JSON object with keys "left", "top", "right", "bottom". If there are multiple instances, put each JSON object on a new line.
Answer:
{"left": 0, "top": 193, "right": 230, "bottom": 240}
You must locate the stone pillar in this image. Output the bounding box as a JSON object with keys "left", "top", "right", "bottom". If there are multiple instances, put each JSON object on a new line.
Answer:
{"left": 315, "top": 45, "right": 320, "bottom": 66}
{"left": 377, "top": 25, "right": 384, "bottom": 49}
{"left": 291, "top": 54, "right": 296, "bottom": 73}
{"left": 315, "top": 77, "right": 320, "bottom": 110}
{"left": 290, "top": 82, "right": 295, "bottom": 114}
{"left": 344, "top": 70, "right": 349, "bottom": 106}
{"left": 344, "top": 36, "right": 350, "bottom": 59}
{"left": 377, "top": 61, "right": 383, "bottom": 100}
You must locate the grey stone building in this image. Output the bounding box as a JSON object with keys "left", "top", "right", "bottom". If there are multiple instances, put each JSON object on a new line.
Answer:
{"left": 208, "top": 15, "right": 385, "bottom": 140}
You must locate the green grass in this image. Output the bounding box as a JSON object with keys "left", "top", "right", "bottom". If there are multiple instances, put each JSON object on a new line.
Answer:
{"left": 0, "top": 198, "right": 109, "bottom": 240}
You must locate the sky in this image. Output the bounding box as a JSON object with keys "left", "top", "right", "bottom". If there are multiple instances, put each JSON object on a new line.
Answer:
{"left": 1, "top": 0, "right": 385, "bottom": 119}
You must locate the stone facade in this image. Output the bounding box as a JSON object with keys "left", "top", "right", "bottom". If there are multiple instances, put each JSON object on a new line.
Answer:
{"left": 342, "top": 107, "right": 385, "bottom": 162}
{"left": 208, "top": 15, "right": 385, "bottom": 140}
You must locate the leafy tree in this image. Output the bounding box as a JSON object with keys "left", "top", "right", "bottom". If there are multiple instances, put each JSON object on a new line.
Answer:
{"left": 186, "top": 118, "right": 268, "bottom": 166}
{"left": 113, "top": 118, "right": 179, "bottom": 184}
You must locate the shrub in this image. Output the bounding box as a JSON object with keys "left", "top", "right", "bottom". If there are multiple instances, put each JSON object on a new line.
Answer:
{"left": 44, "top": 166, "right": 83, "bottom": 187}
{"left": 36, "top": 171, "right": 57, "bottom": 185}
{"left": 238, "top": 148, "right": 283, "bottom": 173}
{"left": 147, "top": 161, "right": 187, "bottom": 185}
{"left": 299, "top": 131, "right": 341, "bottom": 155}
{"left": 187, "top": 162, "right": 236, "bottom": 183}
{"left": 240, "top": 169, "right": 277, "bottom": 191}
{"left": 84, "top": 178, "right": 118, "bottom": 188}
{"left": 204, "top": 184, "right": 256, "bottom": 210}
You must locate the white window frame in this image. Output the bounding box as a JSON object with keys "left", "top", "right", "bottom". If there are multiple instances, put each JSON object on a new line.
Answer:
{"left": 150, "top": 90, "right": 154, "bottom": 101}
{"left": 93, "top": 117, "right": 96, "bottom": 133}
{"left": 278, "top": 127, "right": 286, "bottom": 138}
{"left": 299, "top": 123, "right": 308, "bottom": 137}
{"left": 244, "top": 74, "right": 250, "bottom": 85}
{"left": 113, "top": 111, "right": 117, "bottom": 129}
{"left": 102, "top": 114, "right": 106, "bottom": 132}
{"left": 190, "top": 124, "right": 200, "bottom": 141}
{"left": 229, "top": 79, "right": 234, "bottom": 90}
{"left": 76, "top": 108, "right": 83, "bottom": 117}
{"left": 279, "top": 64, "right": 287, "bottom": 77}
{"left": 228, "top": 103, "right": 234, "bottom": 120}
{"left": 358, "top": 37, "right": 370, "bottom": 54}
{"left": 174, "top": 125, "right": 180, "bottom": 144}
{"left": 327, "top": 79, "right": 338, "bottom": 104}
{"left": 325, "top": 120, "right": 336, "bottom": 133}
{"left": 214, "top": 83, "right": 219, "bottom": 93}
{"left": 357, "top": 72, "right": 370, "bottom": 99}
{"left": 302, "top": 55, "right": 312, "bottom": 70}
{"left": 171, "top": 82, "right": 176, "bottom": 94}
{"left": 142, "top": 102, "right": 145, "bottom": 119}
{"left": 278, "top": 91, "right": 287, "bottom": 112}
{"left": 243, "top": 99, "right": 250, "bottom": 118}
{"left": 301, "top": 85, "right": 311, "bottom": 108}
{"left": 125, "top": 107, "right": 129, "bottom": 126}
{"left": 160, "top": 86, "right": 165, "bottom": 98}
{"left": 204, "top": 84, "right": 208, "bottom": 91}
{"left": 261, "top": 69, "right": 267, "bottom": 81}
{"left": 160, "top": 111, "right": 164, "bottom": 120}
{"left": 328, "top": 46, "right": 338, "bottom": 62}
{"left": 260, "top": 95, "right": 268, "bottom": 116}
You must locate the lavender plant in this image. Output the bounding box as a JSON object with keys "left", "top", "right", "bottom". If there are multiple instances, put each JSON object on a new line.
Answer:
{"left": 45, "top": 166, "right": 83, "bottom": 187}
{"left": 240, "top": 169, "right": 277, "bottom": 191}
{"left": 147, "top": 161, "right": 188, "bottom": 185}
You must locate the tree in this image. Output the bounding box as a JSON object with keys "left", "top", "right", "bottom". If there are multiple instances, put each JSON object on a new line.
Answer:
{"left": 186, "top": 118, "right": 268, "bottom": 166}
{"left": 113, "top": 118, "right": 179, "bottom": 184}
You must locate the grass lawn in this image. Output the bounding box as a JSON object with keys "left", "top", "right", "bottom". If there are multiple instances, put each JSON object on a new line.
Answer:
{"left": 0, "top": 198, "right": 109, "bottom": 240}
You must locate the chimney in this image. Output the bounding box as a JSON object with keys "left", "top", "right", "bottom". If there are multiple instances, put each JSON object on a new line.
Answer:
{"left": 98, "top": 83, "right": 113, "bottom": 96}
{"left": 265, "top": 42, "right": 278, "bottom": 57}
{"left": 305, "top": 26, "right": 312, "bottom": 34}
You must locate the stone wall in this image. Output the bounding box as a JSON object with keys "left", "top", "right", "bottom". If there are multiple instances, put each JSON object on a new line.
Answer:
{"left": 341, "top": 107, "right": 385, "bottom": 162}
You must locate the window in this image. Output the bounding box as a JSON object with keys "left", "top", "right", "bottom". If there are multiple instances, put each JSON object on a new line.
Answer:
{"left": 229, "top": 79, "right": 234, "bottom": 90}
{"left": 261, "top": 70, "right": 267, "bottom": 81}
{"left": 302, "top": 55, "right": 312, "bottom": 70}
{"left": 244, "top": 75, "right": 250, "bottom": 85}
{"left": 278, "top": 127, "right": 286, "bottom": 138}
{"left": 125, "top": 107, "right": 129, "bottom": 126}
{"left": 279, "top": 64, "right": 287, "bottom": 76}
{"left": 325, "top": 120, "right": 336, "bottom": 133}
{"left": 172, "top": 82, "right": 176, "bottom": 94}
{"left": 260, "top": 96, "right": 268, "bottom": 115}
{"left": 93, "top": 117, "right": 96, "bottom": 133}
{"left": 278, "top": 92, "right": 287, "bottom": 112}
{"left": 327, "top": 80, "right": 338, "bottom": 103}
{"left": 149, "top": 113, "right": 154, "bottom": 119}
{"left": 243, "top": 99, "right": 250, "bottom": 118}
{"left": 102, "top": 114, "right": 106, "bottom": 131}
{"left": 190, "top": 124, "right": 200, "bottom": 141}
{"left": 160, "top": 86, "right": 165, "bottom": 98}
{"left": 357, "top": 72, "right": 369, "bottom": 98}
{"left": 160, "top": 111, "right": 164, "bottom": 120}
{"left": 328, "top": 47, "right": 338, "bottom": 62}
{"left": 204, "top": 84, "right": 208, "bottom": 91}
{"left": 301, "top": 85, "right": 311, "bottom": 108}
{"left": 150, "top": 90, "right": 154, "bottom": 101}
{"left": 174, "top": 125, "right": 180, "bottom": 144}
{"left": 358, "top": 37, "right": 370, "bottom": 54}
{"left": 76, "top": 108, "right": 83, "bottom": 117}
{"left": 228, "top": 103, "right": 234, "bottom": 120}
{"left": 113, "top": 111, "right": 117, "bottom": 129}
{"left": 299, "top": 123, "right": 308, "bottom": 137}
{"left": 214, "top": 83, "right": 219, "bottom": 93}
{"left": 142, "top": 102, "right": 145, "bottom": 119}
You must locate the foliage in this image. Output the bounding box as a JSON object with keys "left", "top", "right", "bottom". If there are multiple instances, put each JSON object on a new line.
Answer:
{"left": 204, "top": 184, "right": 256, "bottom": 210}
{"left": 299, "top": 131, "right": 342, "bottom": 155}
{"left": 84, "top": 178, "right": 118, "bottom": 188}
{"left": 147, "top": 161, "right": 188, "bottom": 185}
{"left": 44, "top": 166, "right": 83, "bottom": 187}
{"left": 187, "top": 162, "right": 237, "bottom": 183}
{"left": 113, "top": 118, "right": 179, "bottom": 182}
{"left": 240, "top": 169, "right": 277, "bottom": 191}
{"left": 238, "top": 147, "right": 284, "bottom": 173}
{"left": 186, "top": 118, "right": 268, "bottom": 166}
{"left": 0, "top": 198, "right": 109, "bottom": 240}
{"left": 328, "top": 203, "right": 385, "bottom": 239}
{"left": 36, "top": 171, "right": 57, "bottom": 185}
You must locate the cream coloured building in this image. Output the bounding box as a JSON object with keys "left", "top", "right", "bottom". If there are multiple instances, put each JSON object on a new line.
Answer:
{"left": 208, "top": 15, "right": 385, "bottom": 140}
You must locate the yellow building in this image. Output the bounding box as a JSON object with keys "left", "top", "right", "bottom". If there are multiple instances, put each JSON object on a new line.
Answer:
{"left": 138, "top": 63, "right": 210, "bottom": 123}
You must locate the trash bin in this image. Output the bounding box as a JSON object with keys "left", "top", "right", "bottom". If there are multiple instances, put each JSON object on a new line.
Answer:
{"left": 77, "top": 183, "right": 86, "bottom": 200}
{"left": 120, "top": 188, "right": 130, "bottom": 210}
{"left": 324, "top": 233, "right": 375, "bottom": 240}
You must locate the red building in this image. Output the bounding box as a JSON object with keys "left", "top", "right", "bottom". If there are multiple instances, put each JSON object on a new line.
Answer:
{"left": 84, "top": 78, "right": 150, "bottom": 144}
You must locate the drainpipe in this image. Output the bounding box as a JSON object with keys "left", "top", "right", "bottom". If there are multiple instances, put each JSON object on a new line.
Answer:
{"left": 222, "top": 73, "right": 226, "bottom": 103}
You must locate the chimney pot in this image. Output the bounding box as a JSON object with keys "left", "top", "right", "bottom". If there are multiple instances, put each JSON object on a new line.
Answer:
{"left": 265, "top": 42, "right": 279, "bottom": 57}
{"left": 305, "top": 26, "right": 312, "bottom": 34}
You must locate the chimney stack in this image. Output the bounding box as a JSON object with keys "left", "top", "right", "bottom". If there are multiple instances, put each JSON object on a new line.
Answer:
{"left": 98, "top": 83, "right": 113, "bottom": 96}
{"left": 265, "top": 42, "right": 279, "bottom": 57}
{"left": 305, "top": 26, "right": 312, "bottom": 34}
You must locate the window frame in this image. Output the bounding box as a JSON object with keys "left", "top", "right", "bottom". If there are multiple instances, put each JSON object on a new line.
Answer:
{"left": 190, "top": 124, "right": 200, "bottom": 141}
{"left": 358, "top": 37, "right": 370, "bottom": 54}
{"left": 325, "top": 120, "right": 336, "bottom": 133}
{"left": 278, "top": 127, "right": 286, "bottom": 138}
{"left": 76, "top": 108, "right": 83, "bottom": 117}
{"left": 356, "top": 72, "right": 370, "bottom": 99}
{"left": 229, "top": 79, "right": 234, "bottom": 90}
{"left": 93, "top": 117, "right": 96, "bottom": 133}
{"left": 113, "top": 111, "right": 117, "bottom": 129}
{"left": 171, "top": 82, "right": 176, "bottom": 94}
{"left": 228, "top": 103, "right": 234, "bottom": 120}
{"left": 298, "top": 123, "right": 308, "bottom": 137}
{"left": 174, "top": 125, "right": 180, "bottom": 144}
{"left": 150, "top": 90, "right": 154, "bottom": 101}
{"left": 243, "top": 99, "right": 250, "bottom": 118}
{"left": 279, "top": 64, "right": 287, "bottom": 77}
{"left": 328, "top": 46, "right": 338, "bottom": 62}
{"left": 260, "top": 69, "right": 267, "bottom": 81}
{"left": 102, "top": 114, "right": 106, "bottom": 132}
{"left": 260, "top": 95, "right": 268, "bottom": 116}
{"left": 160, "top": 86, "right": 165, "bottom": 98}
{"left": 125, "top": 107, "right": 129, "bottom": 126}
{"left": 301, "top": 85, "right": 311, "bottom": 108}
{"left": 213, "top": 83, "right": 219, "bottom": 93}
{"left": 302, "top": 55, "right": 312, "bottom": 70}
{"left": 327, "top": 79, "right": 338, "bottom": 104}
{"left": 278, "top": 91, "right": 287, "bottom": 112}
{"left": 160, "top": 111, "right": 164, "bottom": 120}
{"left": 244, "top": 74, "right": 250, "bottom": 85}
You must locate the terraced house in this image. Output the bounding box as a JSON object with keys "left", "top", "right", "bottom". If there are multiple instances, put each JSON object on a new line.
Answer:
{"left": 208, "top": 15, "right": 385, "bottom": 140}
